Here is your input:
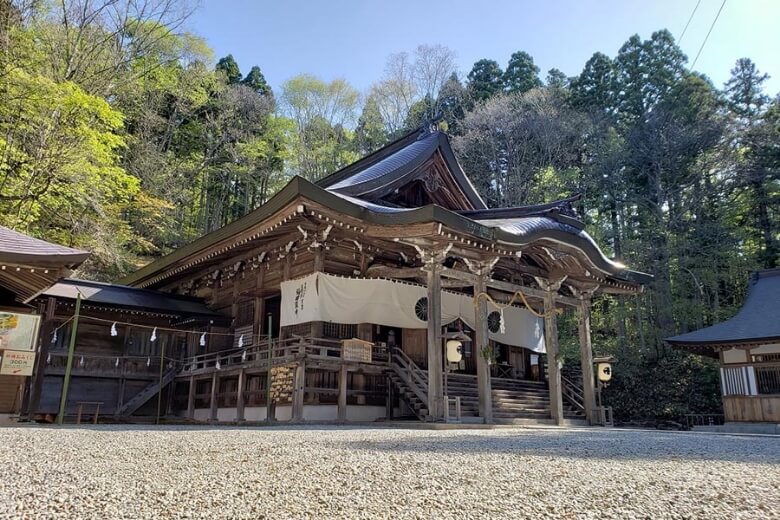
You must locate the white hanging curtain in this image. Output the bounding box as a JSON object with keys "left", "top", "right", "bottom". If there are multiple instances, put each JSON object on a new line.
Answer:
{"left": 280, "top": 273, "right": 545, "bottom": 352}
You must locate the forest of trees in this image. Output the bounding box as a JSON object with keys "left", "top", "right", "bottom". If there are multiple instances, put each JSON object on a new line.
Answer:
{"left": 1, "top": 1, "right": 778, "bottom": 422}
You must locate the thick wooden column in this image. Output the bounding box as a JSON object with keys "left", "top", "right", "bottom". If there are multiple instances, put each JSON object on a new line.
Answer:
{"left": 425, "top": 258, "right": 443, "bottom": 420}
{"left": 578, "top": 294, "right": 596, "bottom": 425}
{"left": 292, "top": 361, "right": 306, "bottom": 421}
{"left": 543, "top": 288, "right": 564, "bottom": 425}
{"left": 473, "top": 270, "right": 493, "bottom": 423}
{"left": 209, "top": 372, "right": 219, "bottom": 422}
{"left": 337, "top": 365, "right": 348, "bottom": 422}
{"left": 235, "top": 369, "right": 246, "bottom": 422}
{"left": 27, "top": 296, "right": 56, "bottom": 417}
{"left": 186, "top": 375, "right": 196, "bottom": 420}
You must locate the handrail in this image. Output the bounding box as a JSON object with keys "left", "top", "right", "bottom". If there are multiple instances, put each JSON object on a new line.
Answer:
{"left": 391, "top": 348, "right": 428, "bottom": 405}
{"left": 561, "top": 374, "right": 585, "bottom": 411}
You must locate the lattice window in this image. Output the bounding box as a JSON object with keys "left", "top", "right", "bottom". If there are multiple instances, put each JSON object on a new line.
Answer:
{"left": 236, "top": 300, "right": 255, "bottom": 327}
{"left": 323, "top": 323, "right": 358, "bottom": 339}
{"left": 752, "top": 353, "right": 780, "bottom": 363}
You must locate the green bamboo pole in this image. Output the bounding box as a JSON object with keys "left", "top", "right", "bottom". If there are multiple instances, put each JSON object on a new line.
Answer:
{"left": 155, "top": 341, "right": 166, "bottom": 425}
{"left": 56, "top": 293, "right": 81, "bottom": 425}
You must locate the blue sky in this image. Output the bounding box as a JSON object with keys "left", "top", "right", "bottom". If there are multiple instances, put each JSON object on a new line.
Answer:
{"left": 189, "top": 0, "right": 780, "bottom": 96}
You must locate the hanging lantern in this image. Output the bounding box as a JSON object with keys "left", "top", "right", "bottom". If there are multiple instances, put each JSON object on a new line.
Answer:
{"left": 446, "top": 340, "right": 463, "bottom": 363}
{"left": 199, "top": 332, "right": 206, "bottom": 347}
{"left": 110, "top": 322, "right": 118, "bottom": 337}
{"left": 150, "top": 327, "right": 157, "bottom": 343}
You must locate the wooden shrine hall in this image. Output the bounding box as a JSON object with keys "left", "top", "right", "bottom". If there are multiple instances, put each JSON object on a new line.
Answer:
{"left": 25, "top": 126, "right": 650, "bottom": 425}
{"left": 667, "top": 268, "right": 780, "bottom": 424}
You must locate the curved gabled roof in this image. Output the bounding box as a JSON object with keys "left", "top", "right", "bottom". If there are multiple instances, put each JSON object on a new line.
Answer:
{"left": 667, "top": 269, "right": 780, "bottom": 348}
{"left": 319, "top": 129, "right": 487, "bottom": 210}
{"left": 120, "top": 176, "right": 650, "bottom": 288}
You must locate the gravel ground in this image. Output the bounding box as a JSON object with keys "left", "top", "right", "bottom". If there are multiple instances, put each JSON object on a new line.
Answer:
{"left": 0, "top": 425, "right": 778, "bottom": 519}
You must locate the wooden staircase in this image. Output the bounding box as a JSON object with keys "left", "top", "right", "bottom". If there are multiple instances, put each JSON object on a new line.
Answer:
{"left": 388, "top": 350, "right": 587, "bottom": 423}
{"left": 388, "top": 349, "right": 429, "bottom": 420}
{"left": 115, "top": 369, "right": 177, "bottom": 418}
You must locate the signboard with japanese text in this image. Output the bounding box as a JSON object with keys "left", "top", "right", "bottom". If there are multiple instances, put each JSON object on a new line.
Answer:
{"left": 0, "top": 350, "right": 37, "bottom": 376}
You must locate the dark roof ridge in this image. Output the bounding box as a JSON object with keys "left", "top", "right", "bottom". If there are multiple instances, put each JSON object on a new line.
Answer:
{"left": 58, "top": 278, "right": 209, "bottom": 304}
{"left": 316, "top": 127, "right": 426, "bottom": 189}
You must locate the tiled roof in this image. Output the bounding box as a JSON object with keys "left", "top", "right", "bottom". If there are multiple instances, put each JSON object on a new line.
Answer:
{"left": 38, "top": 279, "right": 220, "bottom": 317}
{"left": 0, "top": 226, "right": 89, "bottom": 267}
{"left": 667, "top": 269, "right": 780, "bottom": 346}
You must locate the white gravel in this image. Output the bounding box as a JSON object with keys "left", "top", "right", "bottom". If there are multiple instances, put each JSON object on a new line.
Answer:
{"left": 0, "top": 425, "right": 778, "bottom": 519}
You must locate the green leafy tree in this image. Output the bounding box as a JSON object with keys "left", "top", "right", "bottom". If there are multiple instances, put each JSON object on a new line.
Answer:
{"left": 503, "top": 50, "right": 542, "bottom": 93}
{"left": 242, "top": 65, "right": 272, "bottom": 96}
{"left": 467, "top": 59, "right": 504, "bottom": 102}
{"left": 355, "top": 94, "right": 388, "bottom": 155}
{"left": 216, "top": 54, "right": 242, "bottom": 84}
{"left": 437, "top": 73, "right": 470, "bottom": 135}
{"left": 545, "top": 68, "right": 568, "bottom": 89}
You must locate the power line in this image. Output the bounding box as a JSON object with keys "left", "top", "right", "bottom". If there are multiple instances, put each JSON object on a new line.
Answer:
{"left": 679, "top": 0, "right": 702, "bottom": 44}
{"left": 692, "top": 0, "right": 727, "bottom": 69}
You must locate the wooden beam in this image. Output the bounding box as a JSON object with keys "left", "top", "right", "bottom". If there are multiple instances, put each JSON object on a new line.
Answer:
{"left": 209, "top": 372, "right": 218, "bottom": 423}
{"left": 578, "top": 295, "right": 596, "bottom": 425}
{"left": 543, "top": 289, "right": 564, "bottom": 425}
{"left": 473, "top": 267, "right": 493, "bottom": 424}
{"left": 186, "top": 375, "right": 195, "bottom": 420}
{"left": 292, "top": 360, "right": 305, "bottom": 421}
{"left": 486, "top": 278, "right": 580, "bottom": 308}
{"left": 235, "top": 369, "right": 246, "bottom": 422}
{"left": 425, "top": 260, "right": 444, "bottom": 420}
{"left": 337, "top": 365, "right": 347, "bottom": 422}
{"left": 27, "top": 296, "right": 56, "bottom": 416}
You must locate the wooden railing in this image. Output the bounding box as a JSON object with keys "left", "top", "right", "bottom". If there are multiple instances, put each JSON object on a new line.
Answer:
{"left": 391, "top": 347, "right": 428, "bottom": 405}
{"left": 685, "top": 413, "right": 725, "bottom": 428}
{"left": 46, "top": 351, "right": 180, "bottom": 378}
{"left": 180, "top": 336, "right": 391, "bottom": 375}
{"left": 561, "top": 374, "right": 585, "bottom": 413}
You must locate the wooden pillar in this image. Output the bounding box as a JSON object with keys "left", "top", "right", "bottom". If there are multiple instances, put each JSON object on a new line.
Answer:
{"left": 425, "top": 258, "right": 443, "bottom": 420}
{"left": 27, "top": 296, "right": 56, "bottom": 417}
{"left": 473, "top": 271, "right": 493, "bottom": 423}
{"left": 292, "top": 361, "right": 306, "bottom": 421}
{"left": 337, "top": 365, "right": 348, "bottom": 422}
{"left": 209, "top": 371, "right": 219, "bottom": 422}
{"left": 578, "top": 294, "right": 596, "bottom": 425}
{"left": 235, "top": 369, "right": 246, "bottom": 422}
{"left": 186, "top": 375, "right": 196, "bottom": 420}
{"left": 386, "top": 379, "right": 394, "bottom": 420}
{"left": 543, "top": 288, "right": 564, "bottom": 425}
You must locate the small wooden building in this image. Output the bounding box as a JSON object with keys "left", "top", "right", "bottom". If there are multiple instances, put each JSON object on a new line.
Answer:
{"left": 26, "top": 279, "right": 224, "bottom": 421}
{"left": 0, "top": 226, "right": 89, "bottom": 417}
{"left": 667, "top": 268, "right": 780, "bottom": 424}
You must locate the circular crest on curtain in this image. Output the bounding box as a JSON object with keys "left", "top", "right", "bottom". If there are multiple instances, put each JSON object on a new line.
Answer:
{"left": 414, "top": 297, "right": 428, "bottom": 321}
